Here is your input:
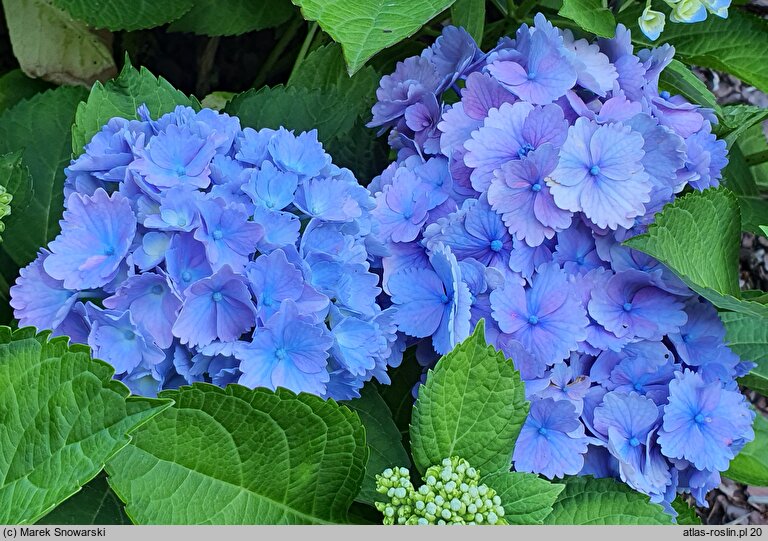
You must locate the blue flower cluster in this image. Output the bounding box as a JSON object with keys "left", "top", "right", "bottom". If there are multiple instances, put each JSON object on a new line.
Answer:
{"left": 639, "top": 0, "right": 730, "bottom": 41}
{"left": 10, "top": 106, "right": 400, "bottom": 400}
{"left": 368, "top": 17, "right": 754, "bottom": 513}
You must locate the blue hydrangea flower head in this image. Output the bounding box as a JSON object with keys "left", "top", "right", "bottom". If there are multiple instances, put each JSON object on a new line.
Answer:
{"left": 658, "top": 370, "right": 755, "bottom": 472}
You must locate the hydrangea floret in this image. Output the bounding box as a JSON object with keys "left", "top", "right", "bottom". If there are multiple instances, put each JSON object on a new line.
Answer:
{"left": 10, "top": 105, "right": 400, "bottom": 401}
{"left": 367, "top": 16, "right": 754, "bottom": 515}
{"left": 375, "top": 457, "right": 507, "bottom": 525}
{"left": 638, "top": 0, "right": 731, "bottom": 41}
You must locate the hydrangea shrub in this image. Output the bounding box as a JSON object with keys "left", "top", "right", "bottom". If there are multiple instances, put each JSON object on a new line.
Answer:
{"left": 367, "top": 15, "right": 755, "bottom": 512}
{"left": 10, "top": 105, "right": 400, "bottom": 401}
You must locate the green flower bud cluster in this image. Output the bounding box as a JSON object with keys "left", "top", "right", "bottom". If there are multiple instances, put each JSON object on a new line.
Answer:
{"left": 0, "top": 185, "right": 11, "bottom": 240}
{"left": 374, "top": 457, "right": 507, "bottom": 525}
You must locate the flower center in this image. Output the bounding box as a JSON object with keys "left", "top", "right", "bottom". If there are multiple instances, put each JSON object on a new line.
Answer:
{"left": 538, "top": 427, "right": 548, "bottom": 436}
{"left": 629, "top": 437, "right": 640, "bottom": 447}
{"left": 181, "top": 271, "right": 192, "bottom": 282}
{"left": 177, "top": 217, "right": 187, "bottom": 227}
{"left": 527, "top": 71, "right": 537, "bottom": 80}
{"left": 212, "top": 229, "right": 224, "bottom": 240}
{"left": 104, "top": 246, "right": 115, "bottom": 256}
{"left": 490, "top": 239, "right": 503, "bottom": 252}
{"left": 589, "top": 165, "right": 601, "bottom": 176}
{"left": 212, "top": 292, "right": 223, "bottom": 302}
{"left": 622, "top": 302, "right": 633, "bottom": 312}
{"left": 576, "top": 255, "right": 585, "bottom": 265}
{"left": 275, "top": 347, "right": 287, "bottom": 360}
{"left": 402, "top": 209, "right": 413, "bottom": 220}
{"left": 123, "top": 330, "right": 135, "bottom": 340}
{"left": 175, "top": 166, "right": 187, "bottom": 177}
{"left": 633, "top": 382, "right": 644, "bottom": 392}
{"left": 531, "top": 182, "right": 542, "bottom": 192}
{"left": 151, "top": 284, "right": 163, "bottom": 295}
{"left": 518, "top": 143, "right": 534, "bottom": 158}
{"left": 682, "top": 334, "right": 690, "bottom": 343}
{"left": 528, "top": 315, "right": 539, "bottom": 325}
{"left": 694, "top": 413, "right": 707, "bottom": 424}
{"left": 440, "top": 293, "right": 449, "bottom": 304}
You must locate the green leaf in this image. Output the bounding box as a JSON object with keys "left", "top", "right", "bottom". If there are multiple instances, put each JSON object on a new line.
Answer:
{"left": 36, "top": 473, "right": 131, "bottom": 525}
{"left": 0, "top": 69, "right": 53, "bottom": 113}
{"left": 410, "top": 320, "right": 529, "bottom": 476}
{"left": 290, "top": 0, "right": 457, "bottom": 74}
{"left": 721, "top": 143, "right": 766, "bottom": 235}
{"left": 625, "top": 188, "right": 768, "bottom": 318}
{"left": 482, "top": 472, "right": 563, "bottom": 525}
{"left": 345, "top": 385, "right": 410, "bottom": 506}
{"left": 726, "top": 412, "right": 768, "bottom": 486}
{"left": 0, "top": 86, "right": 88, "bottom": 268}
{"left": 0, "top": 327, "right": 171, "bottom": 524}
{"left": 107, "top": 384, "right": 366, "bottom": 524}
{"left": 762, "top": 226, "right": 768, "bottom": 237}
{"left": 200, "top": 91, "right": 235, "bottom": 111}
{"left": 558, "top": 0, "right": 616, "bottom": 38}
{"left": 544, "top": 477, "right": 672, "bottom": 525}
{"left": 659, "top": 60, "right": 719, "bottom": 114}
{"left": 622, "top": 7, "right": 768, "bottom": 93}
{"left": 52, "top": 0, "right": 192, "bottom": 31}
{"left": 0, "top": 151, "right": 34, "bottom": 231}
{"left": 2, "top": 0, "right": 116, "bottom": 86}
{"left": 725, "top": 306, "right": 768, "bottom": 394}
{"left": 72, "top": 61, "right": 197, "bottom": 156}
{"left": 451, "top": 0, "right": 485, "bottom": 44}
{"left": 168, "top": 0, "right": 294, "bottom": 36}
{"left": 671, "top": 497, "right": 701, "bottom": 525}
{"left": 324, "top": 120, "right": 389, "bottom": 184}
{"left": 719, "top": 105, "right": 768, "bottom": 148}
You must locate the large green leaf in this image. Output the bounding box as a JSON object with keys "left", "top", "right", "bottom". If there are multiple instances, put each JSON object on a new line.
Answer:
{"left": 451, "top": 0, "right": 485, "bottom": 44}
{"left": 558, "top": 0, "right": 616, "bottom": 37}
{"left": 727, "top": 309, "right": 768, "bottom": 393}
{"left": 168, "top": 0, "right": 295, "bottom": 36}
{"left": 107, "top": 384, "right": 367, "bottom": 524}
{"left": 71, "top": 61, "right": 197, "bottom": 157}
{"left": 52, "top": 0, "right": 192, "bottom": 31}
{"left": 659, "top": 60, "right": 719, "bottom": 114}
{"left": 726, "top": 413, "right": 768, "bottom": 486}
{"left": 0, "top": 86, "right": 87, "bottom": 268}
{"left": 623, "top": 7, "right": 768, "bottom": 93}
{"left": 37, "top": 473, "right": 131, "bottom": 525}
{"left": 0, "top": 327, "right": 171, "bottom": 524}
{"left": 722, "top": 142, "right": 767, "bottom": 235}
{"left": 345, "top": 385, "right": 410, "bottom": 506}
{"left": 625, "top": 188, "right": 768, "bottom": 318}
{"left": 719, "top": 105, "right": 768, "bottom": 148}
{"left": 544, "top": 477, "right": 671, "bottom": 525}
{"left": 482, "top": 472, "right": 563, "bottom": 525}
{"left": 0, "top": 69, "right": 53, "bottom": 113}
{"left": 410, "top": 320, "right": 529, "bottom": 476}
{"left": 0, "top": 152, "right": 34, "bottom": 234}
{"left": 290, "top": 0, "right": 456, "bottom": 74}
{"left": 2, "top": 0, "right": 116, "bottom": 86}
{"left": 671, "top": 497, "right": 701, "bottom": 525}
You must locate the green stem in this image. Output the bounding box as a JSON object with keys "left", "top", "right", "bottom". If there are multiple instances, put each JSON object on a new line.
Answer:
{"left": 745, "top": 149, "right": 768, "bottom": 166}
{"left": 289, "top": 22, "right": 319, "bottom": 82}
{"left": 252, "top": 17, "right": 304, "bottom": 88}
{"left": 515, "top": 0, "right": 539, "bottom": 20}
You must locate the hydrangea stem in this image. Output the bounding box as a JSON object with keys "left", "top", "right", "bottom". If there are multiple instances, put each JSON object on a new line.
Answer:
{"left": 290, "top": 22, "right": 319, "bottom": 81}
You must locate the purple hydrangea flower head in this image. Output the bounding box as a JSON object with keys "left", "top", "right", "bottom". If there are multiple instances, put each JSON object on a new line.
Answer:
{"left": 44, "top": 188, "right": 137, "bottom": 290}
{"left": 588, "top": 269, "right": 687, "bottom": 340}
{"left": 513, "top": 397, "right": 589, "bottom": 479}
{"left": 464, "top": 102, "right": 568, "bottom": 191}
{"left": 490, "top": 262, "right": 587, "bottom": 366}
{"left": 389, "top": 243, "right": 471, "bottom": 354}
{"left": 86, "top": 304, "right": 165, "bottom": 376}
{"left": 369, "top": 56, "right": 442, "bottom": 130}
{"left": 658, "top": 370, "right": 755, "bottom": 472}
{"left": 132, "top": 123, "right": 217, "bottom": 190}
{"left": 488, "top": 27, "right": 577, "bottom": 105}
{"left": 10, "top": 250, "right": 82, "bottom": 332}
{"left": 194, "top": 198, "right": 263, "bottom": 272}
{"left": 488, "top": 144, "right": 572, "bottom": 247}
{"left": 421, "top": 25, "right": 484, "bottom": 89}
{"left": 172, "top": 265, "right": 257, "bottom": 348}
{"left": 237, "top": 299, "right": 333, "bottom": 395}
{"left": 549, "top": 118, "right": 651, "bottom": 230}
